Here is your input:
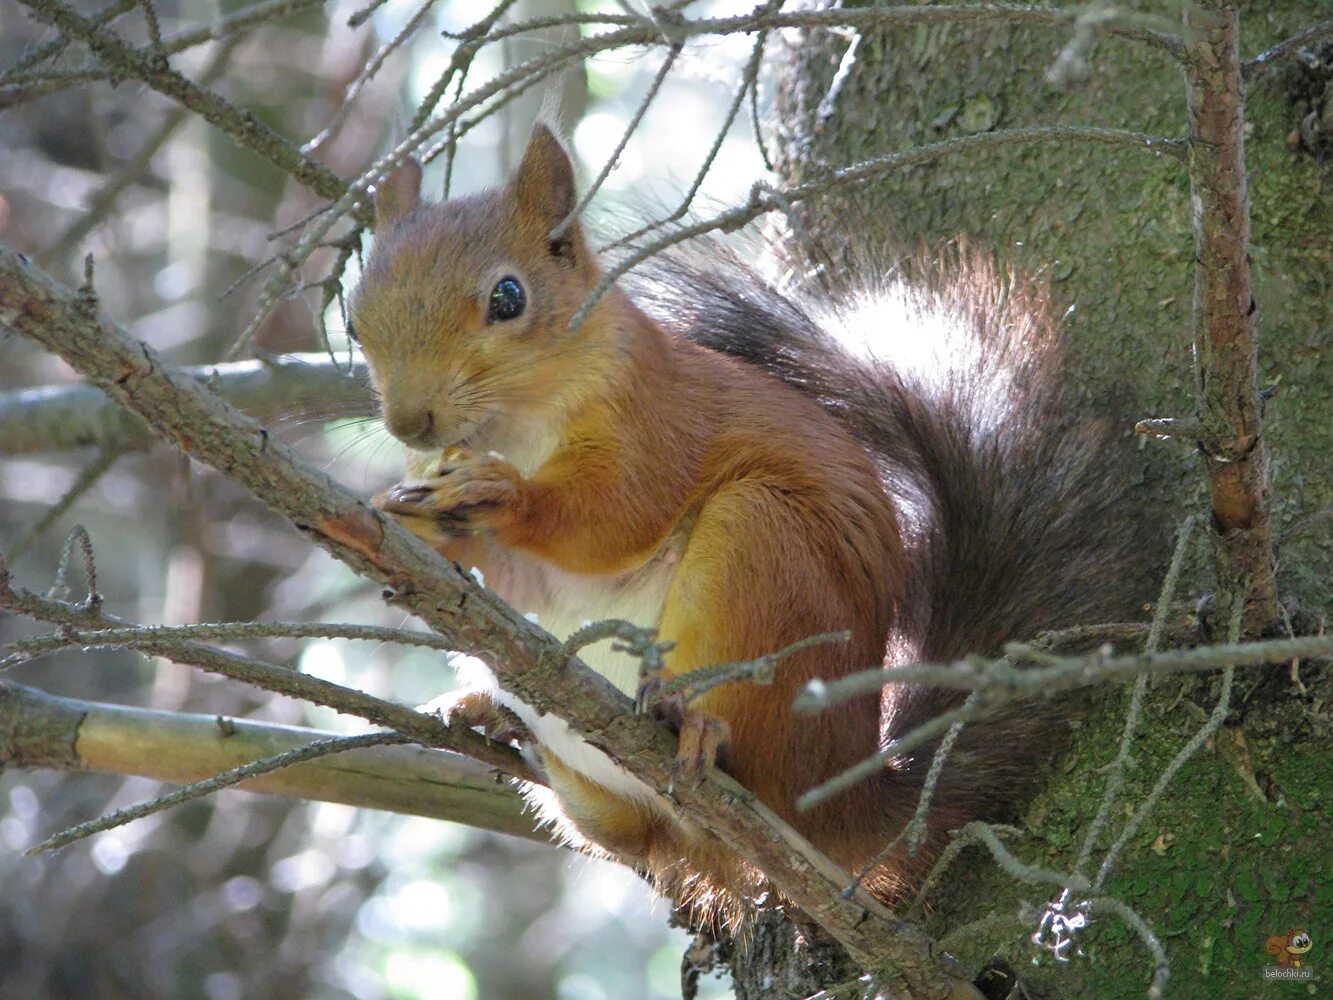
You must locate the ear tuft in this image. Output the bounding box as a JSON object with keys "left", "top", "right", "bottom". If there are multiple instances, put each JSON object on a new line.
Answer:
{"left": 375, "top": 158, "right": 422, "bottom": 227}
{"left": 513, "top": 124, "right": 578, "bottom": 237}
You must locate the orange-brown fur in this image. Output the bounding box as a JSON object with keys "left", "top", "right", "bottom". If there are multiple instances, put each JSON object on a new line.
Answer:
{"left": 350, "top": 126, "right": 1144, "bottom": 926}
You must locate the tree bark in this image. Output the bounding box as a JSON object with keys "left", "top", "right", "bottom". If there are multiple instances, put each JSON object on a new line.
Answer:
{"left": 771, "top": 4, "right": 1332, "bottom": 996}
{"left": 0, "top": 680, "right": 545, "bottom": 842}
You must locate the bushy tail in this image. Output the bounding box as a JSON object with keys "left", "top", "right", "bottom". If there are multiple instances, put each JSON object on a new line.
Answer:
{"left": 632, "top": 241, "right": 1145, "bottom": 662}
{"left": 630, "top": 241, "right": 1150, "bottom": 868}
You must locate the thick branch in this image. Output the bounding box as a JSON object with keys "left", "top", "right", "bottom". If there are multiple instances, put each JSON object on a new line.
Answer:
{"left": 0, "top": 354, "right": 369, "bottom": 456}
{"left": 1182, "top": 1, "right": 1279, "bottom": 633}
{"left": 0, "top": 680, "right": 545, "bottom": 843}
{"left": 0, "top": 250, "right": 973, "bottom": 992}
{"left": 0, "top": 569, "right": 538, "bottom": 783}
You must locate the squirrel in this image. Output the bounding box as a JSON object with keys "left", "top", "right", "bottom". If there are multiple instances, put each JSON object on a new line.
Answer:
{"left": 350, "top": 123, "right": 1144, "bottom": 929}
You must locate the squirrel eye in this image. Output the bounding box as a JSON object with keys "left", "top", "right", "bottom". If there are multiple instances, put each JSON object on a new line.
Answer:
{"left": 488, "top": 276, "right": 526, "bottom": 322}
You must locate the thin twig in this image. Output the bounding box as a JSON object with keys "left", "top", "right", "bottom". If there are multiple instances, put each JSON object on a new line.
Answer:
{"left": 793, "top": 630, "right": 1331, "bottom": 806}
{"left": 1243, "top": 19, "right": 1333, "bottom": 81}
{"left": 0, "top": 0, "right": 136, "bottom": 85}
{"left": 15, "top": 0, "right": 347, "bottom": 204}
{"left": 794, "top": 632, "right": 1325, "bottom": 709}
{"left": 409, "top": 0, "right": 520, "bottom": 133}
{"left": 660, "top": 631, "right": 851, "bottom": 702}
{"left": 574, "top": 125, "right": 1184, "bottom": 329}
{"left": 456, "top": 4, "right": 1184, "bottom": 61}
{"left": 1091, "top": 598, "right": 1243, "bottom": 892}
{"left": 1072, "top": 516, "right": 1196, "bottom": 877}
{"left": 908, "top": 824, "right": 1023, "bottom": 914}
{"left": 605, "top": 22, "right": 772, "bottom": 251}
{"left": 47, "top": 36, "right": 242, "bottom": 260}
{"left": 0, "top": 70, "right": 111, "bottom": 108}
{"left": 158, "top": 0, "right": 331, "bottom": 56}
{"left": 302, "top": 0, "right": 441, "bottom": 154}
{"left": 1088, "top": 897, "right": 1171, "bottom": 999}
{"left": 843, "top": 691, "right": 981, "bottom": 890}
{"left": 549, "top": 42, "right": 682, "bottom": 242}
{"left": 51, "top": 524, "right": 99, "bottom": 606}
{"left": 0, "top": 565, "right": 540, "bottom": 783}
{"left": 960, "top": 821, "right": 1090, "bottom": 892}
{"left": 1, "top": 618, "right": 472, "bottom": 666}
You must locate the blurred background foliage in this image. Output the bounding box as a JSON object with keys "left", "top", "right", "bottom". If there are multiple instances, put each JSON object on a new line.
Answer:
{"left": 0, "top": 0, "right": 760, "bottom": 995}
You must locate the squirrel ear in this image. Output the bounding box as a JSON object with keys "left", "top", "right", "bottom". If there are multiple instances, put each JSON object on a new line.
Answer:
{"left": 375, "top": 158, "right": 422, "bottom": 227}
{"left": 513, "top": 124, "right": 578, "bottom": 241}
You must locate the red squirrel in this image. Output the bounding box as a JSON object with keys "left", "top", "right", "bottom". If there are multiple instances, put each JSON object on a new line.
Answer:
{"left": 350, "top": 124, "right": 1142, "bottom": 927}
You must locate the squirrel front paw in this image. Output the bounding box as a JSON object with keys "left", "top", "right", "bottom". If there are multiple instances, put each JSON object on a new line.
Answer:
{"left": 374, "top": 447, "right": 523, "bottom": 535}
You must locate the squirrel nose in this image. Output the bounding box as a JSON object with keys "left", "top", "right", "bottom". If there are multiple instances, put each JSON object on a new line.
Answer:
{"left": 385, "top": 408, "right": 435, "bottom": 447}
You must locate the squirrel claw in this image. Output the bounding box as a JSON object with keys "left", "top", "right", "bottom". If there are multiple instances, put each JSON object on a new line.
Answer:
{"left": 669, "top": 710, "right": 731, "bottom": 790}
{"left": 373, "top": 449, "right": 522, "bottom": 533}
{"left": 635, "top": 672, "right": 668, "bottom": 717}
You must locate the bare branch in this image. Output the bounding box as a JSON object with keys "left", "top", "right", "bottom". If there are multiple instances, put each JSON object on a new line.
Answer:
{"left": 1072, "top": 517, "right": 1197, "bottom": 879}
{"left": 2, "top": 618, "right": 473, "bottom": 665}
{"left": 7, "top": 449, "right": 123, "bottom": 561}
{"left": 0, "top": 561, "right": 539, "bottom": 784}
{"left": 1091, "top": 600, "right": 1243, "bottom": 893}
{"left": 1087, "top": 897, "right": 1170, "bottom": 999}
{"left": 793, "top": 631, "right": 1331, "bottom": 808}
{"left": 159, "top": 0, "right": 331, "bottom": 56}
{"left": 1181, "top": 1, "right": 1280, "bottom": 632}
{"left": 0, "top": 0, "right": 136, "bottom": 84}
{"left": 301, "top": 0, "right": 440, "bottom": 155}
{"left": 549, "top": 42, "right": 682, "bottom": 242}
{"left": 467, "top": 5, "right": 1184, "bottom": 60}
{"left": 0, "top": 354, "right": 369, "bottom": 456}
{"left": 0, "top": 681, "right": 545, "bottom": 843}
{"left": 1243, "top": 19, "right": 1333, "bottom": 80}
{"left": 27, "top": 729, "right": 414, "bottom": 853}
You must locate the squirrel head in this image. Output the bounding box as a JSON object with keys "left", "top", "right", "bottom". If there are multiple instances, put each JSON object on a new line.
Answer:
{"left": 350, "top": 124, "right": 613, "bottom": 458}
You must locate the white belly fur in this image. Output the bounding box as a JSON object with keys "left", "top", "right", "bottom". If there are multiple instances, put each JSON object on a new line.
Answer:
{"left": 461, "top": 541, "right": 681, "bottom": 804}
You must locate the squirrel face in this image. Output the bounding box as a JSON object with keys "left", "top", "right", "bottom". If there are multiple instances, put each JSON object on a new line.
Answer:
{"left": 351, "top": 127, "right": 607, "bottom": 457}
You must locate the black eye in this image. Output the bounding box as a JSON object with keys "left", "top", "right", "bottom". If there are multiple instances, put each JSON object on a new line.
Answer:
{"left": 488, "top": 276, "right": 526, "bottom": 322}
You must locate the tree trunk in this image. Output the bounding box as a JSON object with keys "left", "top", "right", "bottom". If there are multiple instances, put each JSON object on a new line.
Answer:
{"left": 768, "top": 4, "right": 1332, "bottom": 996}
